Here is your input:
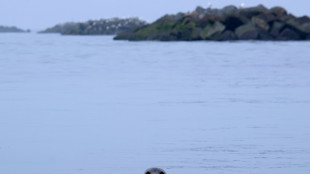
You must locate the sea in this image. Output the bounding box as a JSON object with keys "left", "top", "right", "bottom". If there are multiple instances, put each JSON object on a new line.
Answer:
{"left": 0, "top": 33, "right": 310, "bottom": 174}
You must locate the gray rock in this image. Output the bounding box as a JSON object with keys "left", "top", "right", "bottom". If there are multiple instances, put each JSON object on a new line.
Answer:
{"left": 195, "top": 5, "right": 238, "bottom": 19}
{"left": 190, "top": 28, "right": 203, "bottom": 40}
{"left": 270, "top": 22, "right": 285, "bottom": 37}
{"left": 239, "top": 5, "right": 269, "bottom": 19}
{"left": 296, "top": 16, "right": 310, "bottom": 24}
{"left": 195, "top": 6, "right": 207, "bottom": 16}
{"left": 219, "top": 30, "right": 237, "bottom": 41}
{"left": 252, "top": 17, "right": 270, "bottom": 31}
{"left": 258, "top": 30, "right": 274, "bottom": 40}
{"left": 156, "top": 13, "right": 185, "bottom": 23}
{"left": 201, "top": 21, "right": 226, "bottom": 39}
{"left": 173, "top": 22, "right": 200, "bottom": 40}
{"left": 286, "top": 18, "right": 310, "bottom": 37}
{"left": 221, "top": 5, "right": 238, "bottom": 16}
{"left": 278, "top": 28, "right": 301, "bottom": 40}
{"left": 301, "top": 23, "right": 310, "bottom": 34}
{"left": 255, "top": 13, "right": 277, "bottom": 23}
{"left": 235, "top": 23, "right": 260, "bottom": 40}
{"left": 235, "top": 23, "right": 272, "bottom": 40}
{"left": 270, "top": 6, "right": 287, "bottom": 17}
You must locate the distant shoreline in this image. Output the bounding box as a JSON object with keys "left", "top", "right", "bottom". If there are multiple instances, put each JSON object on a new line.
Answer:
{"left": 38, "top": 18, "right": 147, "bottom": 36}
{"left": 0, "top": 25, "right": 30, "bottom": 33}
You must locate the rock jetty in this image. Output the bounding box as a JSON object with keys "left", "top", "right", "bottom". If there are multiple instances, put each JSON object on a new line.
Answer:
{"left": 39, "top": 17, "right": 147, "bottom": 35}
{"left": 114, "top": 5, "right": 310, "bottom": 41}
{"left": 0, "top": 26, "right": 30, "bottom": 33}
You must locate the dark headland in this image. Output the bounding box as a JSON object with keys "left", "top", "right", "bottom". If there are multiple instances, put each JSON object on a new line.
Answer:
{"left": 39, "top": 18, "right": 147, "bottom": 35}
{"left": 114, "top": 5, "right": 310, "bottom": 41}
{"left": 0, "top": 26, "right": 30, "bottom": 33}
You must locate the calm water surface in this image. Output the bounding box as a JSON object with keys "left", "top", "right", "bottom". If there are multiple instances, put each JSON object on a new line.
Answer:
{"left": 0, "top": 34, "right": 310, "bottom": 174}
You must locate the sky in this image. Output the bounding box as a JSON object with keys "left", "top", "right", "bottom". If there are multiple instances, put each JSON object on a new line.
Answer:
{"left": 0, "top": 0, "right": 310, "bottom": 30}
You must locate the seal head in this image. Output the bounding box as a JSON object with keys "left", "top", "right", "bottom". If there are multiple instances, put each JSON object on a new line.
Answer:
{"left": 145, "top": 168, "right": 166, "bottom": 174}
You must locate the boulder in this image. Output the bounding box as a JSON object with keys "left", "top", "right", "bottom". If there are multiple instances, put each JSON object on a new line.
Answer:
{"left": 201, "top": 21, "right": 226, "bottom": 39}
{"left": 239, "top": 5, "right": 269, "bottom": 19}
{"left": 219, "top": 30, "right": 237, "bottom": 41}
{"left": 194, "top": 7, "right": 218, "bottom": 18}
{"left": 195, "top": 6, "right": 206, "bottom": 16}
{"left": 258, "top": 30, "right": 274, "bottom": 40}
{"left": 235, "top": 23, "right": 273, "bottom": 40}
{"left": 286, "top": 18, "right": 310, "bottom": 35}
{"left": 277, "top": 28, "right": 301, "bottom": 40}
{"left": 201, "top": 8, "right": 222, "bottom": 17}
{"left": 252, "top": 16, "right": 270, "bottom": 31}
{"left": 279, "top": 14, "right": 296, "bottom": 23}
{"left": 221, "top": 5, "right": 238, "bottom": 16}
{"left": 255, "top": 12, "right": 277, "bottom": 23}
{"left": 190, "top": 28, "right": 203, "bottom": 40}
{"left": 300, "top": 23, "right": 310, "bottom": 34}
{"left": 296, "top": 16, "right": 310, "bottom": 24}
{"left": 270, "top": 21, "right": 285, "bottom": 37}
{"left": 188, "top": 11, "right": 200, "bottom": 20}
{"left": 195, "top": 5, "right": 238, "bottom": 19}
{"left": 270, "top": 6, "right": 287, "bottom": 17}
{"left": 174, "top": 22, "right": 199, "bottom": 40}
{"left": 235, "top": 23, "right": 260, "bottom": 40}
{"left": 201, "top": 14, "right": 224, "bottom": 24}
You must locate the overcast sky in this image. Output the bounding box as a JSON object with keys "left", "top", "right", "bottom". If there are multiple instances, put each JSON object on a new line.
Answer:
{"left": 1, "top": 0, "right": 309, "bottom": 30}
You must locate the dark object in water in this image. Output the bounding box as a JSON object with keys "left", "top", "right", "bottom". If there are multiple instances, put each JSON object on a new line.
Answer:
{"left": 145, "top": 168, "right": 166, "bottom": 174}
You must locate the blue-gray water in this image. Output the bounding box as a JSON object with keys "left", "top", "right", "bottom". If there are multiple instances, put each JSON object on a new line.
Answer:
{"left": 0, "top": 34, "right": 310, "bottom": 174}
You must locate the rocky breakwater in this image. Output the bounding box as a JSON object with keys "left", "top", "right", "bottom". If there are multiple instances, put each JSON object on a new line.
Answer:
{"left": 114, "top": 5, "right": 310, "bottom": 41}
{"left": 39, "top": 18, "right": 147, "bottom": 35}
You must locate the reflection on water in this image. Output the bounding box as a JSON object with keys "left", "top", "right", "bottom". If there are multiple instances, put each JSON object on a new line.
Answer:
{"left": 0, "top": 34, "right": 310, "bottom": 174}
